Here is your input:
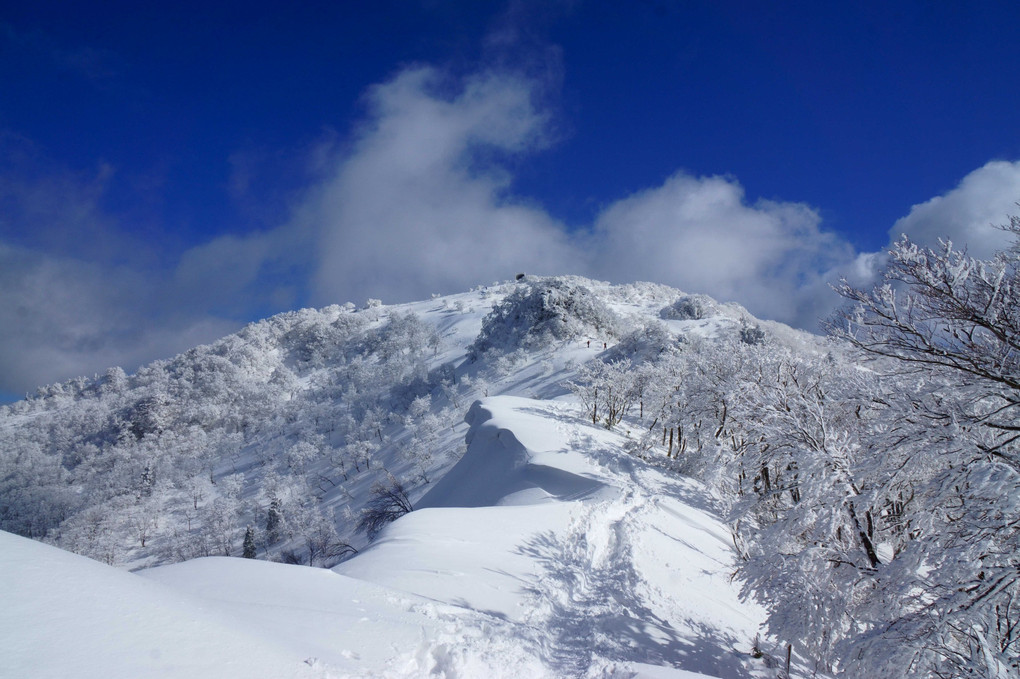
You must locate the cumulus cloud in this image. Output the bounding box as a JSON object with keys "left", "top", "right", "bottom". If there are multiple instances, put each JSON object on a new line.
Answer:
{"left": 586, "top": 173, "right": 854, "bottom": 329}
{"left": 303, "top": 66, "right": 579, "bottom": 305}
{"left": 833, "top": 161, "right": 1020, "bottom": 293}
{"left": 286, "top": 64, "right": 878, "bottom": 330}
{"left": 294, "top": 64, "right": 856, "bottom": 330}
{"left": 889, "top": 160, "right": 1020, "bottom": 259}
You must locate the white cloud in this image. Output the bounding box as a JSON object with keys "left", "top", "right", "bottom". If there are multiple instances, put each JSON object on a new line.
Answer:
{"left": 0, "top": 243, "right": 237, "bottom": 394}
{"left": 889, "top": 160, "right": 1020, "bottom": 259}
{"left": 830, "top": 161, "right": 1020, "bottom": 298}
{"left": 587, "top": 173, "right": 854, "bottom": 329}
{"left": 304, "top": 66, "right": 578, "bottom": 306}
{"left": 296, "top": 64, "right": 857, "bottom": 331}
{"left": 4, "top": 57, "right": 1020, "bottom": 397}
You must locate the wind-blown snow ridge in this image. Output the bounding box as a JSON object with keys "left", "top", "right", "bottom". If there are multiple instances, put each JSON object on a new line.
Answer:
{"left": 415, "top": 397, "right": 610, "bottom": 509}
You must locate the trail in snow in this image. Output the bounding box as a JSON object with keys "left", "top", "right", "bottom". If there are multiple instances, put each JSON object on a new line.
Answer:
{"left": 2, "top": 395, "right": 769, "bottom": 679}
{"left": 331, "top": 396, "right": 768, "bottom": 678}
{"left": 516, "top": 491, "right": 752, "bottom": 678}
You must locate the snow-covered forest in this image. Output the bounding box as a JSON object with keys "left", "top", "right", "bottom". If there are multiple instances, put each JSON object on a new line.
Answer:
{"left": 3, "top": 223, "right": 1019, "bottom": 678}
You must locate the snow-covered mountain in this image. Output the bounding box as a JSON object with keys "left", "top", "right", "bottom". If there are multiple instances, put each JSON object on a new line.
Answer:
{"left": 3, "top": 272, "right": 1017, "bottom": 678}
{"left": 0, "top": 276, "right": 791, "bottom": 571}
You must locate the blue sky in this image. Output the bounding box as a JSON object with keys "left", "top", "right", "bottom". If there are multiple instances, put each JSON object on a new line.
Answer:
{"left": 2, "top": 0, "right": 1020, "bottom": 399}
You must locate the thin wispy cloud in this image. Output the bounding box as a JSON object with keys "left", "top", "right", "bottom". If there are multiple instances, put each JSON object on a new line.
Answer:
{"left": 0, "top": 134, "right": 123, "bottom": 261}
{"left": 0, "top": 22, "right": 117, "bottom": 84}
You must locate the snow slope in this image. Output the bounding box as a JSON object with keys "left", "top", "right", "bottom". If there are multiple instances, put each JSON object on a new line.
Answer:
{"left": 2, "top": 277, "right": 810, "bottom": 678}
{"left": 0, "top": 530, "right": 323, "bottom": 679}
{"left": 3, "top": 393, "right": 767, "bottom": 678}
{"left": 336, "top": 396, "right": 767, "bottom": 677}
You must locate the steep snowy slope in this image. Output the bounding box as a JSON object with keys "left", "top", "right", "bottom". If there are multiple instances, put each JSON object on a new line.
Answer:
{"left": 0, "top": 276, "right": 802, "bottom": 571}
{"left": 2, "top": 395, "right": 771, "bottom": 678}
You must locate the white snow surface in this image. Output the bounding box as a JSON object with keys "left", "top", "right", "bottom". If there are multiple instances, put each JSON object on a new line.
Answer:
{"left": 3, "top": 394, "right": 766, "bottom": 678}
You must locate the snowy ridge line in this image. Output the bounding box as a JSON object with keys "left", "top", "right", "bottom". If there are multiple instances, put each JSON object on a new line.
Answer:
{"left": 0, "top": 275, "right": 783, "bottom": 572}
{"left": 417, "top": 397, "right": 610, "bottom": 510}
{"left": 334, "top": 395, "right": 769, "bottom": 678}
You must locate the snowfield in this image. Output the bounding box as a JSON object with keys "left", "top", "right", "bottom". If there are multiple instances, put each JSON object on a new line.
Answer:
{"left": 2, "top": 394, "right": 768, "bottom": 678}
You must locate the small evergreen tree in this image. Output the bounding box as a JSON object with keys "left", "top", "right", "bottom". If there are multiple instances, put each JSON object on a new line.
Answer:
{"left": 138, "top": 464, "right": 154, "bottom": 498}
{"left": 266, "top": 498, "right": 282, "bottom": 543}
{"left": 242, "top": 525, "right": 256, "bottom": 559}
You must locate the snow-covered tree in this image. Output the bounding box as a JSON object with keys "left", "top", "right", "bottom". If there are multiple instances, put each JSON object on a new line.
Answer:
{"left": 566, "top": 359, "right": 637, "bottom": 430}
{"left": 470, "top": 278, "right": 620, "bottom": 358}
{"left": 826, "top": 222, "right": 1020, "bottom": 677}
